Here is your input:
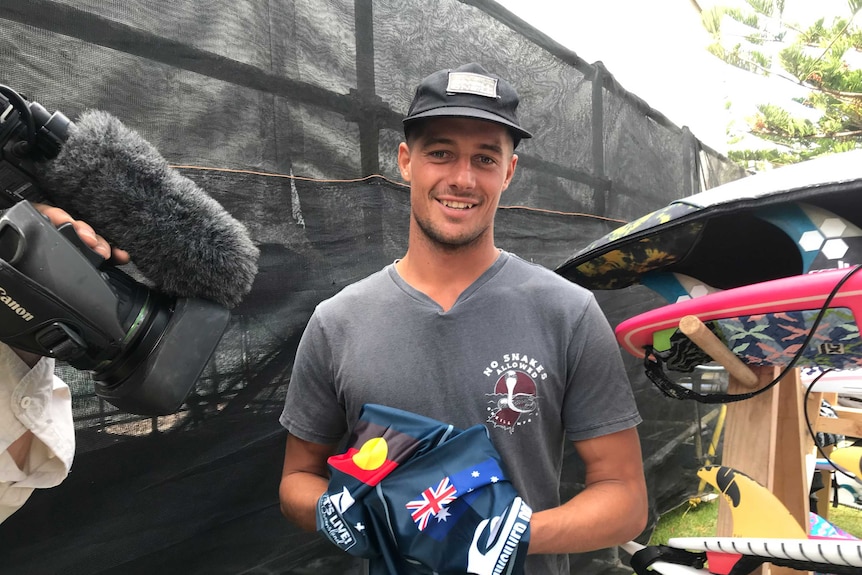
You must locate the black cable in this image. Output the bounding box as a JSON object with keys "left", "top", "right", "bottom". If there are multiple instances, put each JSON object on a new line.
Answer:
{"left": 802, "top": 369, "right": 859, "bottom": 491}
{"left": 803, "top": 369, "right": 835, "bottom": 461}
{"left": 644, "top": 264, "right": 862, "bottom": 404}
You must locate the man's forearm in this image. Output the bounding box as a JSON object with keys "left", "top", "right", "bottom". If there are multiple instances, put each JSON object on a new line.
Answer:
{"left": 279, "top": 471, "right": 329, "bottom": 532}
{"left": 527, "top": 479, "right": 648, "bottom": 555}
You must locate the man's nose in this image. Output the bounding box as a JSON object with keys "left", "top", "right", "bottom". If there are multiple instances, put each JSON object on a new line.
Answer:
{"left": 450, "top": 157, "right": 476, "bottom": 190}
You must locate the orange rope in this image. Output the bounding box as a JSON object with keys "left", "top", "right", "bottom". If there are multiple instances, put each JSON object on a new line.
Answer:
{"left": 171, "top": 164, "right": 626, "bottom": 224}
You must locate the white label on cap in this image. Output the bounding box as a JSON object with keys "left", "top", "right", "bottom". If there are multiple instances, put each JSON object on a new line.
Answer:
{"left": 447, "top": 72, "right": 498, "bottom": 98}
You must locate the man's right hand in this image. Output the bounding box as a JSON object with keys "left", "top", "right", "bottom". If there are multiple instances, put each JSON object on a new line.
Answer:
{"left": 34, "top": 203, "right": 130, "bottom": 264}
{"left": 467, "top": 496, "right": 532, "bottom": 575}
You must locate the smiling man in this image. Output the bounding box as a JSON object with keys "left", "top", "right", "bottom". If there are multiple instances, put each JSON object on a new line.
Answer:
{"left": 394, "top": 114, "right": 518, "bottom": 311}
{"left": 279, "top": 63, "right": 647, "bottom": 575}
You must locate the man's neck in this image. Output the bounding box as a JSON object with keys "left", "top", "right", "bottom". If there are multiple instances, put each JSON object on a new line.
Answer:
{"left": 395, "top": 240, "right": 501, "bottom": 312}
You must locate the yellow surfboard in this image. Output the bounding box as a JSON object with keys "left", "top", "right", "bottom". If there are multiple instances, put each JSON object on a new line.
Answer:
{"left": 830, "top": 446, "right": 862, "bottom": 478}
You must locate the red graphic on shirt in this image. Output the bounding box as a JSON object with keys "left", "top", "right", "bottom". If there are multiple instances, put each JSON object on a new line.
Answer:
{"left": 487, "top": 370, "right": 538, "bottom": 433}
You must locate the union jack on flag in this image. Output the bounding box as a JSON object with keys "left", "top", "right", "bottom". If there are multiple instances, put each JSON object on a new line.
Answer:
{"left": 405, "top": 476, "right": 458, "bottom": 531}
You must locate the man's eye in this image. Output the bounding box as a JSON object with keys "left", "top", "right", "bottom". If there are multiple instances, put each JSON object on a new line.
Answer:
{"left": 478, "top": 156, "right": 496, "bottom": 165}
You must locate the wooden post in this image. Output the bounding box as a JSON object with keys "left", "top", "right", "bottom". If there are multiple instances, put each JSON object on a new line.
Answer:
{"left": 772, "top": 368, "right": 811, "bottom": 536}
{"left": 716, "top": 365, "right": 811, "bottom": 575}
{"left": 808, "top": 391, "right": 831, "bottom": 520}
{"left": 679, "top": 316, "right": 759, "bottom": 388}
{"left": 716, "top": 365, "right": 780, "bottom": 541}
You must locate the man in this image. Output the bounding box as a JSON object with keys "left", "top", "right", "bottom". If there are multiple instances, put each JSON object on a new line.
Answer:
{"left": 279, "top": 63, "right": 647, "bottom": 574}
{"left": 1, "top": 206, "right": 127, "bottom": 523}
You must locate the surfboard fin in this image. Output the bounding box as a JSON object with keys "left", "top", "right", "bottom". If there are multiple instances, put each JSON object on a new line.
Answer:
{"left": 696, "top": 465, "right": 807, "bottom": 539}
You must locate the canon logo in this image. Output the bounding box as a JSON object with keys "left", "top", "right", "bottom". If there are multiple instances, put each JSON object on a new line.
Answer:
{"left": 0, "top": 286, "right": 34, "bottom": 321}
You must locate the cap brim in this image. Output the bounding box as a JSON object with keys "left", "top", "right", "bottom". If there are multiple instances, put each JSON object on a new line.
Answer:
{"left": 403, "top": 106, "right": 532, "bottom": 139}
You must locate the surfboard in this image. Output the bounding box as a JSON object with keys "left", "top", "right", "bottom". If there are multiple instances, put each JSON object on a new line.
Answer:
{"left": 614, "top": 267, "right": 862, "bottom": 371}
{"left": 831, "top": 445, "right": 862, "bottom": 478}
{"left": 666, "top": 537, "right": 862, "bottom": 571}
{"left": 689, "top": 464, "right": 861, "bottom": 574}
{"left": 625, "top": 465, "right": 861, "bottom": 575}
{"left": 801, "top": 368, "right": 862, "bottom": 395}
{"left": 555, "top": 150, "right": 862, "bottom": 299}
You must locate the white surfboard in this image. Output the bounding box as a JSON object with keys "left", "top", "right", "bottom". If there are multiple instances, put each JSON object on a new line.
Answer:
{"left": 667, "top": 536, "right": 862, "bottom": 568}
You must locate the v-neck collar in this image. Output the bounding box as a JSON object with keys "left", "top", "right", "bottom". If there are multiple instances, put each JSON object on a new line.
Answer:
{"left": 388, "top": 251, "right": 510, "bottom": 312}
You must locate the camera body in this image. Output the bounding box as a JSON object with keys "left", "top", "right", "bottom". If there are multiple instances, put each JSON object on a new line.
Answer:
{"left": 0, "top": 85, "right": 230, "bottom": 415}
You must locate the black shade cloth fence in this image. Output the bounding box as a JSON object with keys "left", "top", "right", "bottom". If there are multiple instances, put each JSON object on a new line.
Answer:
{"left": 0, "top": 1, "right": 744, "bottom": 573}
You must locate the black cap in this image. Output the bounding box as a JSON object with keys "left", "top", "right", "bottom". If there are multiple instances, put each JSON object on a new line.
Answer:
{"left": 403, "top": 63, "right": 533, "bottom": 142}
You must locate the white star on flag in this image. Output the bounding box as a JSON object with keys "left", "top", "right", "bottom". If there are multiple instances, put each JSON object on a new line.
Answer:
{"left": 436, "top": 506, "right": 452, "bottom": 522}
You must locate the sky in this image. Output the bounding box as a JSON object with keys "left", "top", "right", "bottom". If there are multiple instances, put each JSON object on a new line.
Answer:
{"left": 494, "top": 0, "right": 853, "bottom": 153}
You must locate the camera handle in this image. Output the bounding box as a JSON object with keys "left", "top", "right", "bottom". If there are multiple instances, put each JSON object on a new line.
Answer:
{"left": 0, "top": 201, "right": 125, "bottom": 360}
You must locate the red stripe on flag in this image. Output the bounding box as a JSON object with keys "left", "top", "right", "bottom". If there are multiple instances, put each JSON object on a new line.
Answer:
{"left": 328, "top": 446, "right": 400, "bottom": 486}
{"left": 327, "top": 419, "right": 423, "bottom": 486}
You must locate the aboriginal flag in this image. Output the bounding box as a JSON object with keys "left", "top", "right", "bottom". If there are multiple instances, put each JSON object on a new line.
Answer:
{"left": 316, "top": 404, "right": 530, "bottom": 575}
{"left": 327, "top": 406, "right": 455, "bottom": 490}
{"left": 329, "top": 423, "right": 419, "bottom": 486}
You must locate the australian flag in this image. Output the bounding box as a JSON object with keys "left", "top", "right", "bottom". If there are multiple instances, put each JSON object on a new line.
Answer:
{"left": 316, "top": 404, "right": 531, "bottom": 575}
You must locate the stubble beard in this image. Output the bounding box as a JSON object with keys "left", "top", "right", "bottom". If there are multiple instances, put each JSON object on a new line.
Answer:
{"left": 413, "top": 211, "right": 491, "bottom": 253}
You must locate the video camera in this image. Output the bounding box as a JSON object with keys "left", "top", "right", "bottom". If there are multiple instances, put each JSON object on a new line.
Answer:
{"left": 0, "top": 85, "right": 230, "bottom": 415}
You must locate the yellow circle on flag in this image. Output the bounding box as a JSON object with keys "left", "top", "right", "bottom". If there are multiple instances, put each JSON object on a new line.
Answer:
{"left": 353, "top": 437, "right": 389, "bottom": 470}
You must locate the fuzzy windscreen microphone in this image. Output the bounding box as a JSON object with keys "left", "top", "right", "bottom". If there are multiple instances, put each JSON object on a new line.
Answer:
{"left": 33, "top": 110, "right": 259, "bottom": 309}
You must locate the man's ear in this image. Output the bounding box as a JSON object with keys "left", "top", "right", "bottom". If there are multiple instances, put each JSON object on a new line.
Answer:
{"left": 501, "top": 153, "right": 518, "bottom": 192}
{"left": 397, "top": 142, "right": 412, "bottom": 183}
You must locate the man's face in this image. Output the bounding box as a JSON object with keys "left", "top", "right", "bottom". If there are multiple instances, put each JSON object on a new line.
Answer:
{"left": 398, "top": 117, "right": 518, "bottom": 251}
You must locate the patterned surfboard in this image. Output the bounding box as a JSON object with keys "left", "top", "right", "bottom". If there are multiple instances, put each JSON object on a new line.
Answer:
{"left": 556, "top": 150, "right": 862, "bottom": 296}
{"left": 615, "top": 267, "right": 862, "bottom": 370}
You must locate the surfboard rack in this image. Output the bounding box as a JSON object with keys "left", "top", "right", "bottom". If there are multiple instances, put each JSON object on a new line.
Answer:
{"left": 678, "top": 316, "right": 759, "bottom": 389}
{"left": 650, "top": 318, "right": 821, "bottom": 575}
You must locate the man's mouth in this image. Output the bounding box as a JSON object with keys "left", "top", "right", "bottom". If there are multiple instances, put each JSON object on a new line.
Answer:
{"left": 439, "top": 199, "right": 474, "bottom": 210}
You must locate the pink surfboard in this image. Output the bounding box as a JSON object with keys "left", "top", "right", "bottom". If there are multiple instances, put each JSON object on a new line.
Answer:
{"left": 615, "top": 267, "right": 862, "bottom": 370}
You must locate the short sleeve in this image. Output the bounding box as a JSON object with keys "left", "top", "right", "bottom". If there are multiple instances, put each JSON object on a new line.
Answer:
{"left": 279, "top": 310, "right": 348, "bottom": 444}
{"left": 561, "top": 295, "right": 642, "bottom": 441}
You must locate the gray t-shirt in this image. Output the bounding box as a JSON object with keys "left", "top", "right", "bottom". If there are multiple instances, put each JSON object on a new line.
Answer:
{"left": 280, "top": 251, "right": 641, "bottom": 574}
